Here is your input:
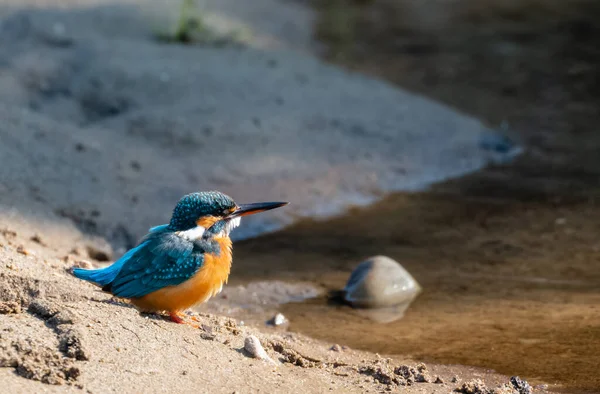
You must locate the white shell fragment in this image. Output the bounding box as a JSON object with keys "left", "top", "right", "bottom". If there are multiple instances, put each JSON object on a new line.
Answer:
{"left": 267, "top": 313, "right": 287, "bottom": 326}
{"left": 344, "top": 256, "right": 421, "bottom": 322}
{"left": 244, "top": 335, "right": 276, "bottom": 365}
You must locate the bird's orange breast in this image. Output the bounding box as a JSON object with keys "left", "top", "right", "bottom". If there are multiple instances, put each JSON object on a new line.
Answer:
{"left": 131, "top": 237, "right": 232, "bottom": 313}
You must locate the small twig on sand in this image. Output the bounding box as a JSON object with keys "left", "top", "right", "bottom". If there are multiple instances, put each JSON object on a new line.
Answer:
{"left": 120, "top": 324, "right": 141, "bottom": 342}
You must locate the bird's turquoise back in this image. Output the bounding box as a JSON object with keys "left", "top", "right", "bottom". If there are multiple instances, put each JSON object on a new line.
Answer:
{"left": 73, "top": 225, "right": 207, "bottom": 298}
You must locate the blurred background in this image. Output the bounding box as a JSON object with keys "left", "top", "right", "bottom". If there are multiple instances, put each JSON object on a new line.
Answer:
{"left": 0, "top": 0, "right": 599, "bottom": 392}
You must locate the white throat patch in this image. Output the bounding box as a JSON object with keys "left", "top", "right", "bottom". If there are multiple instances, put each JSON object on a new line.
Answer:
{"left": 224, "top": 217, "right": 241, "bottom": 236}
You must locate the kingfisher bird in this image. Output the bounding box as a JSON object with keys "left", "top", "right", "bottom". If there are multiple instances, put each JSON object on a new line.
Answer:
{"left": 73, "top": 191, "right": 287, "bottom": 326}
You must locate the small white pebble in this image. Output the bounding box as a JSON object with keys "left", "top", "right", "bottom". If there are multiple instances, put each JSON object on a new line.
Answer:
{"left": 555, "top": 218, "right": 567, "bottom": 225}
{"left": 244, "top": 335, "right": 276, "bottom": 365}
{"left": 272, "top": 313, "right": 287, "bottom": 326}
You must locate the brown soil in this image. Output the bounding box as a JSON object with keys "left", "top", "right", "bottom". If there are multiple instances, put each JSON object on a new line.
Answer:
{"left": 231, "top": 0, "right": 600, "bottom": 393}
{"left": 236, "top": 191, "right": 600, "bottom": 393}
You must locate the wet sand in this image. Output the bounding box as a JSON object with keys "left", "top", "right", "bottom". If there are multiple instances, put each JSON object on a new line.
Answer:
{"left": 232, "top": 1, "right": 600, "bottom": 392}
{"left": 234, "top": 187, "right": 600, "bottom": 393}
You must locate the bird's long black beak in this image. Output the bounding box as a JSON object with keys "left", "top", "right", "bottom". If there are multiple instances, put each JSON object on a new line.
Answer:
{"left": 229, "top": 201, "right": 288, "bottom": 218}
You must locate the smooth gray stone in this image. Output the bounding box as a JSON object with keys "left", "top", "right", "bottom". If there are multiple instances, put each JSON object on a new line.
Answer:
{"left": 344, "top": 256, "right": 421, "bottom": 309}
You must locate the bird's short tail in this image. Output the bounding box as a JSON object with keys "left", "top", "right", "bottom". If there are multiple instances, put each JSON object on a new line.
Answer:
{"left": 72, "top": 242, "right": 146, "bottom": 287}
{"left": 72, "top": 264, "right": 121, "bottom": 287}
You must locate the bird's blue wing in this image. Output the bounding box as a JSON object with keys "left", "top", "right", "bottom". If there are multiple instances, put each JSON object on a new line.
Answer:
{"left": 108, "top": 230, "right": 204, "bottom": 298}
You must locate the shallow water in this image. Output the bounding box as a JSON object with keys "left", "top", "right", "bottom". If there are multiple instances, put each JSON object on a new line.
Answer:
{"left": 233, "top": 191, "right": 600, "bottom": 393}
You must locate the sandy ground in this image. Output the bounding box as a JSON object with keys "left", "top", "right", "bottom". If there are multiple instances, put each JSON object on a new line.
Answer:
{"left": 0, "top": 0, "right": 538, "bottom": 393}
{"left": 0, "top": 226, "right": 528, "bottom": 393}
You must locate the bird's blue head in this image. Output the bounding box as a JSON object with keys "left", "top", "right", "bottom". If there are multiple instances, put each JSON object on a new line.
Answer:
{"left": 168, "top": 191, "right": 287, "bottom": 239}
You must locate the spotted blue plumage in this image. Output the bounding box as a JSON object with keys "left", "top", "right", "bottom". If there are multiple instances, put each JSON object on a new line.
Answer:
{"left": 73, "top": 225, "right": 207, "bottom": 298}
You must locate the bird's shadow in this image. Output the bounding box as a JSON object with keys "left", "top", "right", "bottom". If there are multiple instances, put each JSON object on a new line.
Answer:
{"left": 89, "top": 294, "right": 172, "bottom": 322}
{"left": 89, "top": 295, "right": 135, "bottom": 308}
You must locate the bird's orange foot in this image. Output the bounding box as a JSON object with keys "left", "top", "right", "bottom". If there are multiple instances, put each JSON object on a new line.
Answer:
{"left": 169, "top": 312, "right": 200, "bottom": 328}
{"left": 169, "top": 312, "right": 185, "bottom": 324}
{"left": 189, "top": 315, "right": 202, "bottom": 323}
